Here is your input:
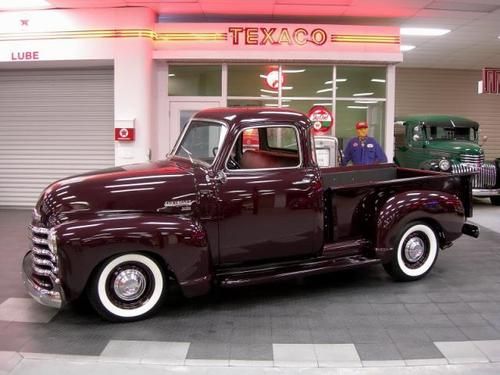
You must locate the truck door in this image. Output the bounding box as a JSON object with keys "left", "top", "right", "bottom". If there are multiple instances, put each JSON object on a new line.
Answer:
{"left": 216, "top": 124, "right": 322, "bottom": 265}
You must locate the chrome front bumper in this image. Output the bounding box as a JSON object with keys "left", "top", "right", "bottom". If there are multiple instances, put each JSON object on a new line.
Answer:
{"left": 473, "top": 188, "right": 500, "bottom": 197}
{"left": 22, "top": 252, "right": 64, "bottom": 309}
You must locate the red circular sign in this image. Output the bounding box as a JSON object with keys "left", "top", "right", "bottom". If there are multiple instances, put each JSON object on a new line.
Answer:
{"left": 266, "top": 69, "right": 283, "bottom": 89}
{"left": 119, "top": 128, "right": 129, "bottom": 138}
{"left": 308, "top": 106, "right": 333, "bottom": 133}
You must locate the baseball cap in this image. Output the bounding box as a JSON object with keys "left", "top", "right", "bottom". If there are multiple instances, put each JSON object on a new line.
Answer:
{"left": 355, "top": 121, "right": 368, "bottom": 129}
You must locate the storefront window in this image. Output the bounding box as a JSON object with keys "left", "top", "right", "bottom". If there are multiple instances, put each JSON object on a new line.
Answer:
{"left": 168, "top": 65, "right": 221, "bottom": 96}
{"left": 228, "top": 99, "right": 279, "bottom": 108}
{"left": 335, "top": 100, "right": 386, "bottom": 150}
{"left": 335, "top": 66, "right": 386, "bottom": 98}
{"left": 282, "top": 66, "right": 332, "bottom": 98}
{"left": 228, "top": 65, "right": 279, "bottom": 98}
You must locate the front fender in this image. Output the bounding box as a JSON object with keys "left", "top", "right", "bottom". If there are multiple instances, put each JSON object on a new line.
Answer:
{"left": 375, "top": 190, "right": 465, "bottom": 262}
{"left": 55, "top": 213, "right": 211, "bottom": 301}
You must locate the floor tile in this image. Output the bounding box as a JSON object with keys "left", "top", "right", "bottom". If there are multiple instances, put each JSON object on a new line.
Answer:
{"left": 0, "top": 351, "right": 22, "bottom": 372}
{"left": 355, "top": 343, "right": 402, "bottom": 361}
{"left": 0, "top": 298, "right": 58, "bottom": 323}
{"left": 272, "top": 343, "right": 317, "bottom": 367}
{"left": 395, "top": 341, "right": 444, "bottom": 360}
{"left": 314, "top": 344, "right": 361, "bottom": 367}
{"left": 459, "top": 326, "right": 500, "bottom": 341}
{"left": 435, "top": 341, "right": 490, "bottom": 364}
{"left": 473, "top": 340, "right": 500, "bottom": 362}
{"left": 229, "top": 342, "right": 272, "bottom": 360}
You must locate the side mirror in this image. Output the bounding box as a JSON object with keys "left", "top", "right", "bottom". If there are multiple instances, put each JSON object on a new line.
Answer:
{"left": 412, "top": 134, "right": 421, "bottom": 142}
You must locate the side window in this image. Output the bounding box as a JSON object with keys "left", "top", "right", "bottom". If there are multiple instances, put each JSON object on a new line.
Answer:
{"left": 394, "top": 122, "right": 406, "bottom": 148}
{"left": 227, "top": 126, "right": 301, "bottom": 170}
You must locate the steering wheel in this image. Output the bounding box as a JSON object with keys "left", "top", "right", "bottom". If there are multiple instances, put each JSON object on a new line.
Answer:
{"left": 227, "top": 157, "right": 240, "bottom": 170}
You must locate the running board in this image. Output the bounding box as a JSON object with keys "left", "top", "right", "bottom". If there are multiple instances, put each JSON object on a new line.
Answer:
{"left": 217, "top": 255, "right": 380, "bottom": 288}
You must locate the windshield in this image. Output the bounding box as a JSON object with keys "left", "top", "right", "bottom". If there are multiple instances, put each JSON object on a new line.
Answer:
{"left": 425, "top": 126, "right": 477, "bottom": 142}
{"left": 174, "top": 120, "right": 228, "bottom": 165}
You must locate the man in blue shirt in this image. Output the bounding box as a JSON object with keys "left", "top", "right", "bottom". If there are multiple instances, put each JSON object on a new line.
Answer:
{"left": 341, "top": 121, "right": 387, "bottom": 166}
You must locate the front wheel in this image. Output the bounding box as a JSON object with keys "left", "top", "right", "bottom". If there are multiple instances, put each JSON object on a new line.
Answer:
{"left": 383, "top": 222, "right": 439, "bottom": 281}
{"left": 490, "top": 196, "right": 500, "bottom": 206}
{"left": 88, "top": 253, "right": 166, "bottom": 322}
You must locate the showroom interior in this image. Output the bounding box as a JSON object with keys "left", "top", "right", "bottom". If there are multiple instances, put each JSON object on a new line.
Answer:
{"left": 1, "top": 0, "right": 500, "bottom": 374}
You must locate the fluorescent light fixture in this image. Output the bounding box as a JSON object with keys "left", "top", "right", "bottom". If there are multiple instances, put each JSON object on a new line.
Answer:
{"left": 371, "top": 78, "right": 386, "bottom": 83}
{"left": 0, "top": 0, "right": 50, "bottom": 10}
{"left": 400, "top": 27, "right": 450, "bottom": 36}
{"left": 260, "top": 94, "right": 273, "bottom": 98}
{"left": 317, "top": 88, "right": 333, "bottom": 93}
{"left": 259, "top": 74, "right": 267, "bottom": 79}
{"left": 355, "top": 100, "right": 378, "bottom": 104}
{"left": 325, "top": 78, "right": 347, "bottom": 84}
{"left": 313, "top": 103, "right": 333, "bottom": 106}
{"left": 353, "top": 92, "right": 374, "bottom": 97}
{"left": 282, "top": 99, "right": 291, "bottom": 102}
{"left": 265, "top": 103, "right": 279, "bottom": 107}
{"left": 260, "top": 89, "right": 278, "bottom": 94}
{"left": 282, "top": 86, "right": 293, "bottom": 90}
{"left": 168, "top": 73, "right": 175, "bottom": 77}
{"left": 400, "top": 45, "right": 416, "bottom": 52}
{"left": 348, "top": 106, "right": 368, "bottom": 109}
{"left": 282, "top": 69, "right": 306, "bottom": 73}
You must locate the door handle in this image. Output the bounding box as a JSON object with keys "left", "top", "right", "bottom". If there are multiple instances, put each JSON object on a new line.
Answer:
{"left": 214, "top": 170, "right": 227, "bottom": 184}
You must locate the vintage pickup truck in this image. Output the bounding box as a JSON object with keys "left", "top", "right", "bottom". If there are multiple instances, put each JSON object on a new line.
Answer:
{"left": 23, "top": 108, "right": 479, "bottom": 321}
{"left": 394, "top": 115, "right": 500, "bottom": 205}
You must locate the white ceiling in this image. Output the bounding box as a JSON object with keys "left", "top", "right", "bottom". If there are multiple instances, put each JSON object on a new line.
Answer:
{"left": 3, "top": 0, "right": 500, "bottom": 69}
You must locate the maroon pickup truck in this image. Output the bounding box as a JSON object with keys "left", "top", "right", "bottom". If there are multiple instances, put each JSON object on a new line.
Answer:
{"left": 23, "top": 108, "right": 479, "bottom": 321}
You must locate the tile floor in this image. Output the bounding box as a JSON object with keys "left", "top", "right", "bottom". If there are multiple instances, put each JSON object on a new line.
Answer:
{"left": 0, "top": 198, "right": 499, "bottom": 373}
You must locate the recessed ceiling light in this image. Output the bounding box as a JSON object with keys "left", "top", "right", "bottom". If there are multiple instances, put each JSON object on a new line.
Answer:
{"left": 400, "top": 28, "right": 450, "bottom": 36}
{"left": 400, "top": 45, "right": 416, "bottom": 52}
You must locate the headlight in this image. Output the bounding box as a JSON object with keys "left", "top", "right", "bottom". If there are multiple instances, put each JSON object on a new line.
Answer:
{"left": 47, "top": 229, "right": 58, "bottom": 254}
{"left": 439, "top": 159, "right": 451, "bottom": 171}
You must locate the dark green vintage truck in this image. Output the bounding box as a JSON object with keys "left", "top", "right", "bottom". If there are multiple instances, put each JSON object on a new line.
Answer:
{"left": 394, "top": 115, "right": 500, "bottom": 205}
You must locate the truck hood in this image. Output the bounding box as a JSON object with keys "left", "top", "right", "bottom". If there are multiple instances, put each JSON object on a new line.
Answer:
{"left": 425, "top": 140, "right": 483, "bottom": 158}
{"left": 37, "top": 156, "right": 207, "bottom": 225}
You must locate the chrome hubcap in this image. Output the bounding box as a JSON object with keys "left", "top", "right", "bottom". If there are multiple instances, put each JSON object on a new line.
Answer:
{"left": 405, "top": 237, "right": 425, "bottom": 263}
{"left": 113, "top": 269, "right": 147, "bottom": 301}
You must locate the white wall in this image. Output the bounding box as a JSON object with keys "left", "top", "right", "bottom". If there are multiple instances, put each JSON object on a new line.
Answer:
{"left": 396, "top": 68, "right": 500, "bottom": 159}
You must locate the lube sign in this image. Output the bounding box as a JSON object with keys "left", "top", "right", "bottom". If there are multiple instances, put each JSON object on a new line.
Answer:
{"left": 228, "top": 27, "right": 328, "bottom": 46}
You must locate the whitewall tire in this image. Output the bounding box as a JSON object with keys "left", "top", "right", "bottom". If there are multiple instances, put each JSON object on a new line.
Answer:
{"left": 383, "top": 222, "right": 439, "bottom": 281}
{"left": 88, "top": 253, "right": 166, "bottom": 322}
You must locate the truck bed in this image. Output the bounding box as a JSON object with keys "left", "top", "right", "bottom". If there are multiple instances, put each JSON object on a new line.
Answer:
{"left": 320, "top": 163, "right": 474, "bottom": 245}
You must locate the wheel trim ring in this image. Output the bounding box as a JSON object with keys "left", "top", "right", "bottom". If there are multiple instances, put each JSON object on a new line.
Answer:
{"left": 402, "top": 232, "right": 430, "bottom": 269}
{"left": 106, "top": 263, "right": 156, "bottom": 309}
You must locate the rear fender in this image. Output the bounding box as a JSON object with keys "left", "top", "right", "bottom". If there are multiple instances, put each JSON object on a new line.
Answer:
{"left": 55, "top": 214, "right": 211, "bottom": 301}
{"left": 374, "top": 190, "right": 465, "bottom": 262}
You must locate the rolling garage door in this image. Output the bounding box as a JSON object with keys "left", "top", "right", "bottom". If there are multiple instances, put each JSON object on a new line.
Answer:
{"left": 0, "top": 68, "right": 114, "bottom": 208}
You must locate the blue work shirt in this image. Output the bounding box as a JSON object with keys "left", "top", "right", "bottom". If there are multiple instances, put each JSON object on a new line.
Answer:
{"left": 341, "top": 136, "right": 387, "bottom": 166}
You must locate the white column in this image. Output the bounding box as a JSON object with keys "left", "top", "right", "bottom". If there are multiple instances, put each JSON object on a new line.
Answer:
{"left": 113, "top": 37, "right": 154, "bottom": 166}
{"left": 385, "top": 64, "right": 396, "bottom": 162}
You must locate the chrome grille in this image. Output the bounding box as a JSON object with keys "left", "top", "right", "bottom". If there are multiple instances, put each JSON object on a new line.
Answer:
{"left": 452, "top": 162, "right": 497, "bottom": 189}
{"left": 460, "top": 154, "right": 484, "bottom": 166}
{"left": 29, "top": 225, "right": 59, "bottom": 290}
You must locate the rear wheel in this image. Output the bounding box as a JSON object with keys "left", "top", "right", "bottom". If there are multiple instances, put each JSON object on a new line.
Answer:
{"left": 490, "top": 196, "right": 500, "bottom": 206}
{"left": 383, "top": 222, "right": 439, "bottom": 281}
{"left": 88, "top": 253, "right": 166, "bottom": 322}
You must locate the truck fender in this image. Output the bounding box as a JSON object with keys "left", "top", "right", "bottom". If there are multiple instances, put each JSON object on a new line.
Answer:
{"left": 374, "top": 190, "right": 465, "bottom": 263}
{"left": 55, "top": 214, "right": 211, "bottom": 302}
